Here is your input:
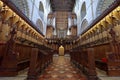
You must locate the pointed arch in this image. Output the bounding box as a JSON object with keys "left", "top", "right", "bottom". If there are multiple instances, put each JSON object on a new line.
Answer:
{"left": 39, "top": 1, "right": 44, "bottom": 13}
{"left": 81, "top": 2, "right": 86, "bottom": 20}
{"left": 81, "top": 19, "right": 88, "bottom": 31}
{"left": 36, "top": 19, "right": 43, "bottom": 32}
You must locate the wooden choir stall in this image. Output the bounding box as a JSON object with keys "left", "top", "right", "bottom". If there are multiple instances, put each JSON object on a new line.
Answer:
{"left": 27, "top": 48, "right": 53, "bottom": 80}
{"left": 0, "top": 0, "right": 54, "bottom": 77}
{"left": 70, "top": 0, "right": 120, "bottom": 78}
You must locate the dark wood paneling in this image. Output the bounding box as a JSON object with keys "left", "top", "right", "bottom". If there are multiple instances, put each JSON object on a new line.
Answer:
{"left": 27, "top": 48, "right": 53, "bottom": 80}
{"left": 0, "top": 43, "right": 32, "bottom": 76}
{"left": 0, "top": 44, "right": 6, "bottom": 66}
{"left": 93, "top": 44, "right": 111, "bottom": 60}
{"left": 70, "top": 48, "right": 98, "bottom": 80}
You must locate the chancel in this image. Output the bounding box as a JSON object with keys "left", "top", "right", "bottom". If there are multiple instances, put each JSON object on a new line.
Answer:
{"left": 0, "top": 0, "right": 120, "bottom": 80}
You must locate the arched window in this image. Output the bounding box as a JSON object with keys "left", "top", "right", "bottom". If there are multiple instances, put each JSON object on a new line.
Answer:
{"left": 36, "top": 19, "right": 43, "bottom": 32}
{"left": 81, "top": 19, "right": 88, "bottom": 31}
{"left": 39, "top": 2, "right": 44, "bottom": 13}
{"left": 81, "top": 2, "right": 86, "bottom": 20}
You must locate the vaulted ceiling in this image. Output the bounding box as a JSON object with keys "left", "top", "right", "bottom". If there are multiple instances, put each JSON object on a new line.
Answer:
{"left": 50, "top": 0, "right": 75, "bottom": 12}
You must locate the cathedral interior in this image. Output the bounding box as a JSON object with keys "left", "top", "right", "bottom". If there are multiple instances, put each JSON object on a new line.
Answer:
{"left": 0, "top": 0, "right": 120, "bottom": 80}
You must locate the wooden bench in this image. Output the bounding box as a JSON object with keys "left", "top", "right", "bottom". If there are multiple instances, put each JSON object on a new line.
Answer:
{"left": 0, "top": 43, "right": 32, "bottom": 76}
{"left": 95, "top": 60, "right": 108, "bottom": 71}
{"left": 27, "top": 48, "right": 53, "bottom": 80}
{"left": 94, "top": 43, "right": 120, "bottom": 76}
{"left": 70, "top": 48, "right": 99, "bottom": 80}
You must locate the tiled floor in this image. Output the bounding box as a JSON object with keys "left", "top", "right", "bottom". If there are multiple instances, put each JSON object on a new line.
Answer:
{"left": 0, "top": 56, "right": 120, "bottom": 80}
{"left": 38, "top": 56, "right": 87, "bottom": 80}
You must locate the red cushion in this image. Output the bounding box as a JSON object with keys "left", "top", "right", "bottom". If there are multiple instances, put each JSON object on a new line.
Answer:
{"left": 101, "top": 58, "right": 107, "bottom": 63}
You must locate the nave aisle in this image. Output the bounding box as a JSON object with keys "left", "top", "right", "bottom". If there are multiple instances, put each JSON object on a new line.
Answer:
{"left": 38, "top": 56, "right": 87, "bottom": 80}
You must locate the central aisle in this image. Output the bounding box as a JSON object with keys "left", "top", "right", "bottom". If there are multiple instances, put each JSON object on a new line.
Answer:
{"left": 38, "top": 56, "right": 87, "bottom": 80}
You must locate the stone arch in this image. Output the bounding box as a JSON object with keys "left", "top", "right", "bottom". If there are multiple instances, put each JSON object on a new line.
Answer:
{"left": 11, "top": 0, "right": 29, "bottom": 17}
{"left": 81, "top": 19, "right": 88, "bottom": 31}
{"left": 39, "top": 1, "right": 44, "bottom": 13}
{"left": 36, "top": 19, "right": 43, "bottom": 32}
{"left": 96, "top": 0, "right": 114, "bottom": 17}
{"left": 81, "top": 2, "right": 86, "bottom": 20}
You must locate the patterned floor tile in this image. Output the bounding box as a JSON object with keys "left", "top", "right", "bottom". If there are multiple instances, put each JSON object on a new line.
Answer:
{"left": 38, "top": 56, "right": 87, "bottom": 80}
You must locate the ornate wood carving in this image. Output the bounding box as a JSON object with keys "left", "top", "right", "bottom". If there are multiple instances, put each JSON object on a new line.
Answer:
{"left": 0, "top": 26, "right": 18, "bottom": 76}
